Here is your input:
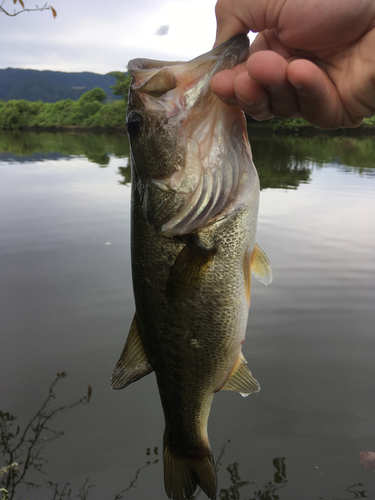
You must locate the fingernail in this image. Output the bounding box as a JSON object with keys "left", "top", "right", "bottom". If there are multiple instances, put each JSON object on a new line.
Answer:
{"left": 220, "top": 97, "right": 238, "bottom": 106}
{"left": 238, "top": 97, "right": 262, "bottom": 111}
{"left": 237, "top": 97, "right": 273, "bottom": 121}
{"left": 289, "top": 78, "right": 303, "bottom": 90}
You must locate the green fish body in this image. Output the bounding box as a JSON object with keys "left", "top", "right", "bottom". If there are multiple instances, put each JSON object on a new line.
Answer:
{"left": 112, "top": 35, "right": 272, "bottom": 500}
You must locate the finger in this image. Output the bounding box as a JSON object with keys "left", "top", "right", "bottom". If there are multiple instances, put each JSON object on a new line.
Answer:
{"left": 233, "top": 71, "right": 273, "bottom": 121}
{"left": 247, "top": 51, "right": 299, "bottom": 118}
{"left": 249, "top": 30, "right": 295, "bottom": 59}
{"left": 214, "top": 0, "right": 282, "bottom": 46}
{"left": 210, "top": 62, "right": 247, "bottom": 104}
{"left": 287, "top": 59, "right": 358, "bottom": 128}
{"left": 214, "top": 19, "right": 249, "bottom": 47}
{"left": 214, "top": 1, "right": 250, "bottom": 46}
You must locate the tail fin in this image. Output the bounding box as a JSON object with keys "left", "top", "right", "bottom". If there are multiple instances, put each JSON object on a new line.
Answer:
{"left": 163, "top": 437, "right": 217, "bottom": 500}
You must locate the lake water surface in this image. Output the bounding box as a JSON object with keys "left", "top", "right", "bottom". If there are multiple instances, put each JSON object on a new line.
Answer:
{"left": 1, "top": 131, "right": 374, "bottom": 500}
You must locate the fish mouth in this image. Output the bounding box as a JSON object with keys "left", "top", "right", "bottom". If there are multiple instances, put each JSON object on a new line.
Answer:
{"left": 128, "top": 34, "right": 249, "bottom": 73}
{"left": 128, "top": 34, "right": 249, "bottom": 107}
{"left": 128, "top": 36, "right": 255, "bottom": 237}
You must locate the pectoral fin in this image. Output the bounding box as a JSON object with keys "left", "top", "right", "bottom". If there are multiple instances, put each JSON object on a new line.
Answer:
{"left": 111, "top": 314, "right": 153, "bottom": 390}
{"left": 243, "top": 250, "right": 252, "bottom": 307}
{"left": 166, "top": 237, "right": 217, "bottom": 299}
{"left": 221, "top": 352, "right": 260, "bottom": 397}
{"left": 251, "top": 243, "right": 273, "bottom": 285}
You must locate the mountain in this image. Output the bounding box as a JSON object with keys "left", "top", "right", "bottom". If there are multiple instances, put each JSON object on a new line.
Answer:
{"left": 0, "top": 68, "right": 123, "bottom": 102}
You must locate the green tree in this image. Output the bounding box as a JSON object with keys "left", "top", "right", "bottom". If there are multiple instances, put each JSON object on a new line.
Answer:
{"left": 0, "top": 100, "right": 42, "bottom": 129}
{"left": 78, "top": 87, "right": 106, "bottom": 104}
{"left": 0, "top": 0, "right": 56, "bottom": 17}
{"left": 74, "top": 88, "right": 107, "bottom": 125}
{"left": 109, "top": 72, "right": 131, "bottom": 99}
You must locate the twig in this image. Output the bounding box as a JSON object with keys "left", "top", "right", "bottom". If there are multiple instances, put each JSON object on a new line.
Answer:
{"left": 0, "top": 1, "right": 56, "bottom": 17}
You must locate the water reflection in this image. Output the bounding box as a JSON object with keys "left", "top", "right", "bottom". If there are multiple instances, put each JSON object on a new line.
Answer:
{"left": 0, "top": 373, "right": 92, "bottom": 500}
{"left": 114, "top": 448, "right": 159, "bottom": 500}
{"left": 0, "top": 376, "right": 162, "bottom": 500}
{"left": 250, "top": 135, "right": 375, "bottom": 190}
{"left": 250, "top": 136, "right": 312, "bottom": 190}
{"left": 1, "top": 131, "right": 375, "bottom": 499}
{"left": 0, "top": 130, "right": 129, "bottom": 167}
{"left": 44, "top": 477, "right": 93, "bottom": 500}
{"left": 1, "top": 131, "right": 374, "bottom": 187}
{"left": 113, "top": 447, "right": 288, "bottom": 500}
{"left": 214, "top": 454, "right": 287, "bottom": 500}
{"left": 117, "top": 165, "right": 131, "bottom": 186}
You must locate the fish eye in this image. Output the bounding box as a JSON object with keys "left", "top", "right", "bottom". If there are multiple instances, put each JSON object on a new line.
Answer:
{"left": 126, "top": 112, "right": 143, "bottom": 136}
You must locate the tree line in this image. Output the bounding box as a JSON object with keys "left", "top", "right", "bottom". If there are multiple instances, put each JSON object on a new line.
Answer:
{"left": 0, "top": 73, "right": 131, "bottom": 130}
{"left": 1, "top": 71, "right": 375, "bottom": 131}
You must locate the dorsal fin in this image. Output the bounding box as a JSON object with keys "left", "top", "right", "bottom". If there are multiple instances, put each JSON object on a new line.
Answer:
{"left": 111, "top": 315, "right": 153, "bottom": 390}
{"left": 251, "top": 243, "right": 273, "bottom": 285}
{"left": 221, "top": 352, "right": 260, "bottom": 397}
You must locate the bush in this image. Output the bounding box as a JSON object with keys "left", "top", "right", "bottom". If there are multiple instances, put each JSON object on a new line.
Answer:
{"left": 0, "top": 100, "right": 40, "bottom": 129}
{"left": 97, "top": 100, "right": 127, "bottom": 128}
{"left": 0, "top": 88, "right": 126, "bottom": 129}
{"left": 78, "top": 87, "right": 106, "bottom": 104}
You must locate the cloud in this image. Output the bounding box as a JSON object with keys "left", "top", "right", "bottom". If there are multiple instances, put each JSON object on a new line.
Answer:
{"left": 155, "top": 24, "right": 169, "bottom": 36}
{"left": 0, "top": 0, "right": 219, "bottom": 73}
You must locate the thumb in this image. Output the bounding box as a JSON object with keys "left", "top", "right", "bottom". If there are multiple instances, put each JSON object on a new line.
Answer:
{"left": 214, "top": 12, "right": 249, "bottom": 46}
{"left": 214, "top": 0, "right": 279, "bottom": 46}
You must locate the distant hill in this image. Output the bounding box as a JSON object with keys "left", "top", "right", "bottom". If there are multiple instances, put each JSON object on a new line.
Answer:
{"left": 0, "top": 68, "right": 123, "bottom": 102}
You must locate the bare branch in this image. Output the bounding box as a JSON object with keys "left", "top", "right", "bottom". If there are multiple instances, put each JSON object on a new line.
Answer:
{"left": 0, "top": 1, "right": 56, "bottom": 17}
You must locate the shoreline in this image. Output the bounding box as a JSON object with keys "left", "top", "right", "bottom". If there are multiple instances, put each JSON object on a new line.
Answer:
{"left": 247, "top": 124, "right": 375, "bottom": 137}
{"left": 3, "top": 124, "right": 375, "bottom": 137}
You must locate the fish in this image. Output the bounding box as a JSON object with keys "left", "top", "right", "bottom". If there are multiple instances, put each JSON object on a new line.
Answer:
{"left": 111, "top": 34, "right": 272, "bottom": 500}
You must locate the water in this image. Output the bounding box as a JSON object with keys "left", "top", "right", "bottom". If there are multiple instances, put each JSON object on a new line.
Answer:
{"left": 1, "top": 131, "right": 374, "bottom": 500}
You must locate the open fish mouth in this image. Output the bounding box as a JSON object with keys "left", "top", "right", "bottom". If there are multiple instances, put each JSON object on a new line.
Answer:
{"left": 127, "top": 34, "right": 249, "bottom": 106}
{"left": 126, "top": 35, "right": 253, "bottom": 237}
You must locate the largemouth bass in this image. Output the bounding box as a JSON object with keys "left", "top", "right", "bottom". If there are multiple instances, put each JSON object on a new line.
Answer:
{"left": 112, "top": 35, "right": 272, "bottom": 500}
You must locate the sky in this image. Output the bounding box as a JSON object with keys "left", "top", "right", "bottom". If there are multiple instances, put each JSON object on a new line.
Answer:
{"left": 1, "top": 0, "right": 225, "bottom": 74}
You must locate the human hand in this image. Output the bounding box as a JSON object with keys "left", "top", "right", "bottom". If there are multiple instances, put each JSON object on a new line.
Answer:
{"left": 211, "top": 0, "right": 375, "bottom": 129}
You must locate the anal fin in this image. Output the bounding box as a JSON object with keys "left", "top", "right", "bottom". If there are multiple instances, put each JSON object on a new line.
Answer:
{"left": 221, "top": 352, "right": 260, "bottom": 397}
{"left": 111, "top": 314, "right": 153, "bottom": 390}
